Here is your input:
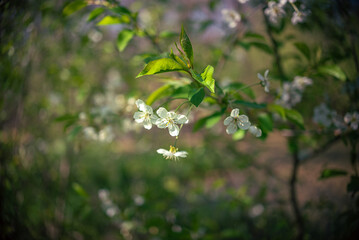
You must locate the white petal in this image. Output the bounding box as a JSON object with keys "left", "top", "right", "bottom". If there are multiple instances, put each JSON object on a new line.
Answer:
{"left": 143, "top": 118, "right": 152, "bottom": 130}
{"left": 157, "top": 107, "right": 168, "bottom": 118}
{"left": 231, "top": 108, "right": 240, "bottom": 117}
{"left": 256, "top": 128, "right": 262, "bottom": 137}
{"left": 134, "top": 112, "right": 145, "bottom": 123}
{"left": 150, "top": 115, "right": 159, "bottom": 123}
{"left": 257, "top": 73, "right": 264, "bottom": 81}
{"left": 226, "top": 123, "right": 237, "bottom": 134}
{"left": 224, "top": 117, "right": 233, "bottom": 126}
{"left": 156, "top": 119, "right": 168, "bottom": 128}
{"left": 136, "top": 99, "right": 147, "bottom": 112}
{"left": 168, "top": 124, "right": 180, "bottom": 136}
{"left": 157, "top": 149, "right": 169, "bottom": 154}
{"left": 264, "top": 69, "right": 269, "bottom": 78}
{"left": 145, "top": 104, "right": 153, "bottom": 114}
{"left": 175, "top": 114, "right": 188, "bottom": 124}
{"left": 174, "top": 151, "right": 188, "bottom": 158}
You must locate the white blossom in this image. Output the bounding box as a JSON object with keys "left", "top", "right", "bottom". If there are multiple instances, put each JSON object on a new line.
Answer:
{"left": 257, "top": 69, "right": 270, "bottom": 93}
{"left": 221, "top": 9, "right": 241, "bottom": 28}
{"left": 83, "top": 127, "right": 98, "bottom": 140}
{"left": 291, "top": 11, "right": 307, "bottom": 25}
{"left": 238, "top": 0, "right": 249, "bottom": 3}
{"left": 157, "top": 146, "right": 188, "bottom": 161}
{"left": 133, "top": 99, "right": 158, "bottom": 130}
{"left": 98, "top": 126, "right": 115, "bottom": 142}
{"left": 155, "top": 107, "right": 188, "bottom": 137}
{"left": 264, "top": 1, "right": 286, "bottom": 24}
{"left": 292, "top": 76, "right": 313, "bottom": 90}
{"left": 313, "top": 103, "right": 333, "bottom": 127}
{"left": 276, "top": 76, "right": 313, "bottom": 108}
{"left": 224, "top": 108, "right": 251, "bottom": 134}
{"left": 344, "top": 112, "right": 359, "bottom": 130}
{"left": 249, "top": 125, "right": 262, "bottom": 137}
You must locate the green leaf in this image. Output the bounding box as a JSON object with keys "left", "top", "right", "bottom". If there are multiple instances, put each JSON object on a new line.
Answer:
{"left": 180, "top": 26, "right": 194, "bottom": 66}
{"left": 72, "top": 183, "right": 89, "bottom": 198}
{"left": 285, "top": 109, "right": 305, "bottom": 129}
{"left": 111, "top": 6, "right": 131, "bottom": 15}
{"left": 233, "top": 100, "right": 266, "bottom": 109}
{"left": 193, "top": 111, "right": 224, "bottom": 132}
{"left": 319, "top": 169, "right": 347, "bottom": 180}
{"left": 200, "top": 65, "right": 215, "bottom": 93}
{"left": 97, "top": 15, "right": 130, "bottom": 25}
{"left": 267, "top": 104, "right": 286, "bottom": 120}
{"left": 159, "top": 31, "right": 178, "bottom": 38}
{"left": 250, "top": 42, "right": 273, "bottom": 54}
{"left": 136, "top": 58, "right": 185, "bottom": 78}
{"left": 294, "top": 42, "right": 311, "bottom": 61}
{"left": 258, "top": 113, "right": 273, "bottom": 133}
{"left": 224, "top": 83, "right": 255, "bottom": 100}
{"left": 54, "top": 114, "right": 78, "bottom": 122}
{"left": 237, "top": 41, "right": 251, "bottom": 51}
{"left": 63, "top": 0, "right": 87, "bottom": 16}
{"left": 188, "top": 87, "right": 205, "bottom": 107}
{"left": 232, "top": 129, "right": 245, "bottom": 141}
{"left": 87, "top": 7, "right": 105, "bottom": 21}
{"left": 117, "top": 29, "right": 134, "bottom": 52}
{"left": 243, "top": 32, "right": 265, "bottom": 40}
{"left": 146, "top": 84, "right": 173, "bottom": 106}
{"left": 318, "top": 64, "right": 346, "bottom": 81}
{"left": 68, "top": 125, "right": 83, "bottom": 140}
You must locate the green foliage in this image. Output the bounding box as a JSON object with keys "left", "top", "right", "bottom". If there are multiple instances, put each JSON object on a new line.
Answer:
{"left": 97, "top": 15, "right": 131, "bottom": 25}
{"left": 180, "top": 26, "right": 194, "bottom": 67}
{"left": 117, "top": 29, "right": 134, "bottom": 52}
{"left": 87, "top": 8, "right": 105, "bottom": 22}
{"left": 188, "top": 87, "right": 205, "bottom": 107}
{"left": 318, "top": 64, "right": 347, "bottom": 81}
{"left": 294, "top": 42, "right": 311, "bottom": 61}
{"left": 319, "top": 169, "right": 348, "bottom": 180}
{"left": 137, "top": 58, "right": 185, "bottom": 77}
{"left": 63, "top": 0, "right": 87, "bottom": 16}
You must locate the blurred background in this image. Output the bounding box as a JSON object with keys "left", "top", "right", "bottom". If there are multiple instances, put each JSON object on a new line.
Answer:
{"left": 1, "top": 0, "right": 358, "bottom": 239}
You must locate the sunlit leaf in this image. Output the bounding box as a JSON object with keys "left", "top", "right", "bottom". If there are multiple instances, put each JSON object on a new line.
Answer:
{"left": 318, "top": 64, "right": 346, "bottom": 81}
{"left": 146, "top": 84, "right": 173, "bottom": 105}
{"left": 87, "top": 7, "right": 105, "bottom": 21}
{"left": 97, "top": 15, "right": 130, "bottom": 25}
{"left": 232, "top": 129, "right": 245, "bottom": 141}
{"left": 136, "top": 58, "right": 185, "bottom": 78}
{"left": 63, "top": 0, "right": 87, "bottom": 16}
{"left": 267, "top": 104, "right": 286, "bottom": 120}
{"left": 117, "top": 29, "right": 134, "bottom": 52}
{"left": 72, "top": 183, "right": 89, "bottom": 198}
{"left": 285, "top": 109, "right": 305, "bottom": 130}
{"left": 193, "top": 111, "right": 224, "bottom": 132}
{"left": 200, "top": 65, "right": 215, "bottom": 93}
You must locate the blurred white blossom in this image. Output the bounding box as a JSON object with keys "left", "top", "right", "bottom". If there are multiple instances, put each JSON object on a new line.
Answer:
{"left": 249, "top": 125, "right": 262, "bottom": 137}
{"left": 221, "top": 9, "right": 241, "bottom": 28}
{"left": 276, "top": 76, "right": 313, "bottom": 108}
{"left": 257, "top": 69, "right": 270, "bottom": 93}
{"left": 344, "top": 111, "right": 359, "bottom": 130}
{"left": 264, "top": 1, "right": 286, "bottom": 24}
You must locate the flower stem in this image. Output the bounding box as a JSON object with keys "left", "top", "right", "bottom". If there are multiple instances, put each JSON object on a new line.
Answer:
{"left": 175, "top": 100, "right": 190, "bottom": 113}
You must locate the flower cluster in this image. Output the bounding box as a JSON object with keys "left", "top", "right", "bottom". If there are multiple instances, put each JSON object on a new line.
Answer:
{"left": 344, "top": 111, "right": 359, "bottom": 130}
{"left": 133, "top": 99, "right": 189, "bottom": 160}
{"left": 133, "top": 99, "right": 189, "bottom": 137}
{"left": 276, "top": 76, "right": 313, "bottom": 108}
{"left": 98, "top": 189, "right": 120, "bottom": 218}
{"left": 224, "top": 108, "right": 262, "bottom": 137}
{"left": 221, "top": 9, "right": 241, "bottom": 28}
{"left": 264, "top": 0, "right": 309, "bottom": 25}
{"left": 313, "top": 103, "right": 345, "bottom": 130}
